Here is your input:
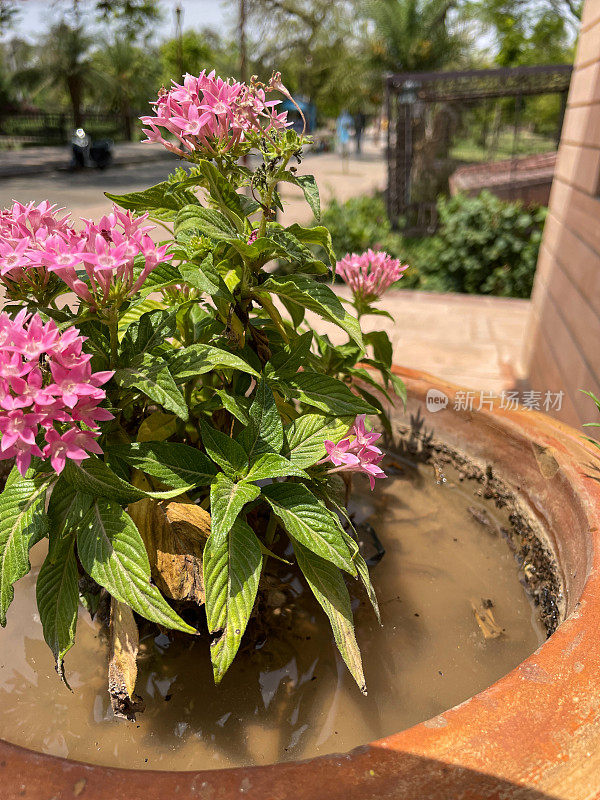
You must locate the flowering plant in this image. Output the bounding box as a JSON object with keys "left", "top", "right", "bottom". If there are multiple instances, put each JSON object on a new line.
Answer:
{"left": 0, "top": 71, "right": 406, "bottom": 712}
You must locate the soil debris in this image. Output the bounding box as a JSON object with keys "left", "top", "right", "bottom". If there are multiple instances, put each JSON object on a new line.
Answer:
{"left": 468, "top": 506, "right": 495, "bottom": 530}
{"left": 470, "top": 597, "right": 504, "bottom": 639}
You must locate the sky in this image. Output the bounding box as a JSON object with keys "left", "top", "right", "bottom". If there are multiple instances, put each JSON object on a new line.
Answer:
{"left": 5, "top": 0, "right": 234, "bottom": 42}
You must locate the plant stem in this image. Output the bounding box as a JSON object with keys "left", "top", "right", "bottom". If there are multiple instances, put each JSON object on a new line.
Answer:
{"left": 258, "top": 154, "right": 292, "bottom": 238}
{"left": 109, "top": 308, "right": 119, "bottom": 369}
{"left": 265, "top": 512, "right": 278, "bottom": 547}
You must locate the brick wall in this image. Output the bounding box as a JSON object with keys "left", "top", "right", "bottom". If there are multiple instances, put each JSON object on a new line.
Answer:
{"left": 524, "top": 0, "right": 600, "bottom": 429}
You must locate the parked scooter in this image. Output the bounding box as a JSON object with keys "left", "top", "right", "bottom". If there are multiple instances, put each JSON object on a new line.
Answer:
{"left": 70, "top": 128, "right": 113, "bottom": 170}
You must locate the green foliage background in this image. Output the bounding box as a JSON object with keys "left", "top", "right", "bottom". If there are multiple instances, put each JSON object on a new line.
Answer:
{"left": 319, "top": 191, "right": 546, "bottom": 298}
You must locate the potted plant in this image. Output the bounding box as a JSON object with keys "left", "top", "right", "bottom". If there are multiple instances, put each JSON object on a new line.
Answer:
{"left": 0, "top": 70, "right": 408, "bottom": 712}
{"left": 2, "top": 70, "right": 600, "bottom": 800}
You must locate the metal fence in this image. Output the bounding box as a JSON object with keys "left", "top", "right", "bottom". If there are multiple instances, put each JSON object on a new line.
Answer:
{"left": 0, "top": 111, "right": 144, "bottom": 147}
{"left": 385, "top": 64, "right": 573, "bottom": 235}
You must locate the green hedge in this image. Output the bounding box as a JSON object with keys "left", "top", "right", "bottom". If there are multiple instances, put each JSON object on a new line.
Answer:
{"left": 318, "top": 191, "right": 546, "bottom": 299}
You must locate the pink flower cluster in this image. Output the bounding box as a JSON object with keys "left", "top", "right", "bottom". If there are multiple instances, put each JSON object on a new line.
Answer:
{"left": 0, "top": 201, "right": 171, "bottom": 307}
{"left": 0, "top": 311, "right": 113, "bottom": 476}
{"left": 322, "top": 415, "right": 386, "bottom": 490}
{"left": 336, "top": 249, "right": 408, "bottom": 302}
{"left": 0, "top": 201, "right": 72, "bottom": 294}
{"left": 141, "top": 70, "right": 288, "bottom": 157}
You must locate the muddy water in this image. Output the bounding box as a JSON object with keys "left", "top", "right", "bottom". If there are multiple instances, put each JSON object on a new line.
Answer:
{"left": 0, "top": 458, "right": 546, "bottom": 771}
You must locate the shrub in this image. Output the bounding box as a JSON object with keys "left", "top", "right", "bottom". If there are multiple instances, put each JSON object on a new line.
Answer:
{"left": 318, "top": 194, "right": 421, "bottom": 288}
{"left": 319, "top": 191, "right": 546, "bottom": 298}
{"left": 428, "top": 191, "right": 546, "bottom": 298}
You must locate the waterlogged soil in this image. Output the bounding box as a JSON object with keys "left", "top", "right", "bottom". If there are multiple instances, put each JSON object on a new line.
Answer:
{"left": 0, "top": 457, "right": 549, "bottom": 771}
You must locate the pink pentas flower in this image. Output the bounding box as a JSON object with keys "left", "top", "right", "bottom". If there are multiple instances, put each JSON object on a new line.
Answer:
{"left": 0, "top": 409, "right": 43, "bottom": 451}
{"left": 2, "top": 440, "right": 43, "bottom": 475}
{"left": 43, "top": 428, "right": 90, "bottom": 474}
{"left": 321, "top": 415, "right": 386, "bottom": 490}
{"left": 353, "top": 414, "right": 380, "bottom": 448}
{"left": 141, "top": 70, "right": 289, "bottom": 158}
{"left": 336, "top": 249, "right": 408, "bottom": 302}
{"left": 323, "top": 438, "right": 360, "bottom": 467}
{"left": 0, "top": 201, "right": 171, "bottom": 307}
{"left": 0, "top": 311, "right": 113, "bottom": 476}
{"left": 0, "top": 202, "right": 74, "bottom": 296}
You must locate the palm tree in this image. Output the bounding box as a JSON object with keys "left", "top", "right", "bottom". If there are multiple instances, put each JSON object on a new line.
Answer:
{"left": 366, "top": 0, "right": 464, "bottom": 73}
{"left": 38, "top": 20, "right": 95, "bottom": 127}
{"left": 92, "top": 36, "right": 160, "bottom": 140}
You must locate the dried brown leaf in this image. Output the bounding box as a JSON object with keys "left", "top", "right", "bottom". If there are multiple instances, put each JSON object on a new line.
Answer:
{"left": 108, "top": 598, "right": 145, "bottom": 719}
{"left": 128, "top": 496, "right": 210, "bottom": 605}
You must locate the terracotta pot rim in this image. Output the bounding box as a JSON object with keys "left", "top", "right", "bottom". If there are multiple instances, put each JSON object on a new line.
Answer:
{"left": 2, "top": 366, "right": 600, "bottom": 799}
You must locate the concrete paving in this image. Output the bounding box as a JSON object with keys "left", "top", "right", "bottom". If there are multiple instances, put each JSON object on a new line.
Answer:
{"left": 311, "top": 287, "right": 529, "bottom": 394}
{"left": 0, "top": 139, "right": 529, "bottom": 394}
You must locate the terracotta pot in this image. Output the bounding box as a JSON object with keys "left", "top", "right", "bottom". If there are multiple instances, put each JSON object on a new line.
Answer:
{"left": 2, "top": 367, "right": 600, "bottom": 800}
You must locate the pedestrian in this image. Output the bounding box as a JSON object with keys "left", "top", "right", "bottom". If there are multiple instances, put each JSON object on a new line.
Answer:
{"left": 354, "top": 111, "right": 366, "bottom": 155}
{"left": 336, "top": 110, "right": 353, "bottom": 171}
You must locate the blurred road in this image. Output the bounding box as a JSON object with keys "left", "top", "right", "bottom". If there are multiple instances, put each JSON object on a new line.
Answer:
{"left": 0, "top": 141, "right": 386, "bottom": 226}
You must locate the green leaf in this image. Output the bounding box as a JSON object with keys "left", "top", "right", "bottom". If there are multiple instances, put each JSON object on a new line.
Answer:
{"left": 200, "top": 422, "right": 249, "bottom": 479}
{"left": 334, "top": 511, "right": 381, "bottom": 624}
{"left": 210, "top": 473, "right": 260, "bottom": 541}
{"left": 77, "top": 499, "right": 196, "bottom": 634}
{"left": 280, "top": 295, "right": 305, "bottom": 329}
{"left": 63, "top": 455, "right": 146, "bottom": 503}
{"left": 62, "top": 454, "right": 183, "bottom": 503}
{"left": 194, "top": 160, "right": 245, "bottom": 230}
{"left": 346, "top": 366, "right": 393, "bottom": 404}
{"left": 203, "top": 517, "right": 262, "bottom": 682}
{"left": 348, "top": 539, "right": 380, "bottom": 625}
{"left": 222, "top": 236, "right": 283, "bottom": 264}
{"left": 261, "top": 482, "right": 355, "bottom": 574}
{"left": 179, "top": 254, "right": 234, "bottom": 302}
{"left": 265, "top": 331, "right": 312, "bottom": 379}
{"left": 0, "top": 467, "right": 51, "bottom": 626}
{"left": 245, "top": 453, "right": 308, "bottom": 482}
{"left": 292, "top": 540, "right": 365, "bottom": 693}
{"left": 238, "top": 378, "right": 283, "bottom": 461}
{"left": 288, "top": 371, "right": 377, "bottom": 416}
{"left": 168, "top": 344, "right": 259, "bottom": 384}
{"left": 389, "top": 372, "right": 407, "bottom": 404}
{"left": 36, "top": 534, "right": 79, "bottom": 682}
{"left": 285, "top": 414, "right": 352, "bottom": 468}
{"left": 354, "top": 385, "right": 392, "bottom": 436}
{"left": 175, "top": 205, "right": 238, "bottom": 241}
{"left": 268, "top": 229, "right": 320, "bottom": 268}
{"left": 138, "top": 261, "right": 182, "bottom": 294}
{"left": 113, "top": 353, "right": 189, "bottom": 421}
{"left": 76, "top": 320, "right": 110, "bottom": 365}
{"left": 137, "top": 410, "right": 177, "bottom": 442}
{"left": 106, "top": 181, "right": 197, "bottom": 221}
{"left": 48, "top": 478, "right": 94, "bottom": 537}
{"left": 361, "top": 306, "right": 394, "bottom": 322}
{"left": 213, "top": 389, "right": 250, "bottom": 425}
{"left": 365, "top": 331, "right": 393, "bottom": 370}
{"left": 110, "top": 442, "right": 218, "bottom": 490}
{"left": 121, "top": 308, "right": 178, "bottom": 359}
{"left": 285, "top": 223, "right": 335, "bottom": 266}
{"left": 118, "top": 297, "right": 165, "bottom": 340}
{"left": 280, "top": 172, "right": 321, "bottom": 220}
{"left": 257, "top": 274, "right": 363, "bottom": 347}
